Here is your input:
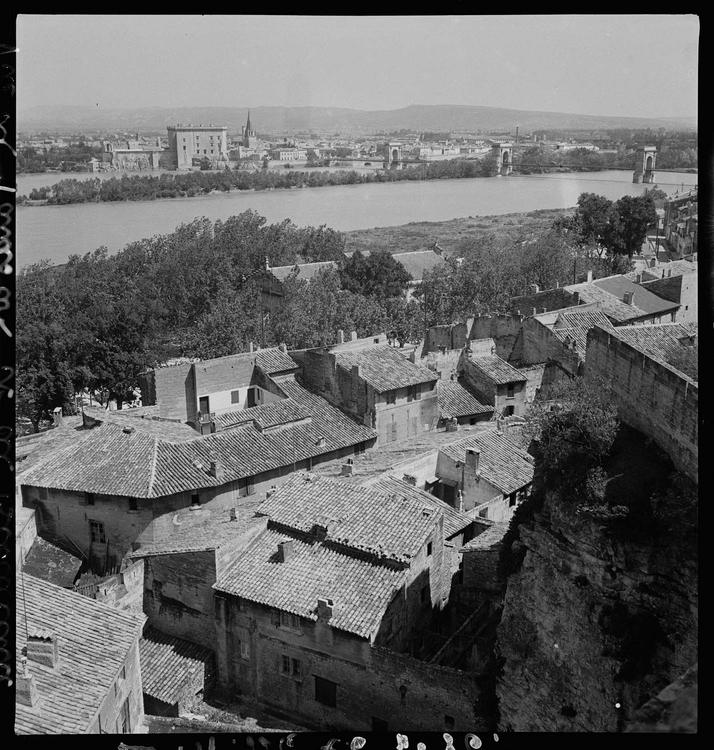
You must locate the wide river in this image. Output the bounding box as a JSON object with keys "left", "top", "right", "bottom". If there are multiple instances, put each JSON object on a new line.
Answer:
{"left": 16, "top": 169, "right": 697, "bottom": 268}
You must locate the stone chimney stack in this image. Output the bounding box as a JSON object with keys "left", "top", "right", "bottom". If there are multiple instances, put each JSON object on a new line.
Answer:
{"left": 249, "top": 341, "right": 254, "bottom": 353}
{"left": 337, "top": 329, "right": 345, "bottom": 344}
{"left": 229, "top": 507, "right": 237, "bottom": 521}
{"left": 352, "top": 364, "right": 362, "bottom": 381}
{"left": 465, "top": 448, "right": 481, "bottom": 475}
{"left": 208, "top": 458, "right": 221, "bottom": 479}
{"left": 277, "top": 540, "right": 294, "bottom": 562}
{"left": 16, "top": 657, "right": 39, "bottom": 707}
{"left": 317, "top": 597, "right": 334, "bottom": 622}
{"left": 27, "top": 630, "right": 59, "bottom": 669}
{"left": 350, "top": 330, "right": 358, "bottom": 341}
{"left": 623, "top": 291, "right": 634, "bottom": 305}
{"left": 586, "top": 269, "right": 593, "bottom": 283}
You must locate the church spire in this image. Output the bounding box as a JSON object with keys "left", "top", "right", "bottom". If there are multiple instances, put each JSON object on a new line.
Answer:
{"left": 246, "top": 110, "right": 252, "bottom": 134}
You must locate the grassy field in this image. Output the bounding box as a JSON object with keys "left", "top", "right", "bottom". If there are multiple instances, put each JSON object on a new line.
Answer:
{"left": 343, "top": 206, "right": 573, "bottom": 255}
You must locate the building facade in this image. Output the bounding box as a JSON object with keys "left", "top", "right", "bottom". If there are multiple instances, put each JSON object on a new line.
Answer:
{"left": 167, "top": 125, "right": 229, "bottom": 169}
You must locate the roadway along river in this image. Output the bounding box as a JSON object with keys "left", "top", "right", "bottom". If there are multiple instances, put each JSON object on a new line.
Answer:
{"left": 16, "top": 170, "right": 697, "bottom": 268}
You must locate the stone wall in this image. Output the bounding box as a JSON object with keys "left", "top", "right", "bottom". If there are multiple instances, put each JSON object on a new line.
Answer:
{"left": 424, "top": 322, "right": 469, "bottom": 354}
{"left": 90, "top": 639, "right": 145, "bottom": 733}
{"left": 155, "top": 363, "right": 194, "bottom": 421}
{"left": 585, "top": 327, "right": 697, "bottom": 482}
{"left": 468, "top": 315, "right": 524, "bottom": 362}
{"left": 143, "top": 551, "right": 218, "bottom": 650}
{"left": 518, "top": 318, "right": 582, "bottom": 375}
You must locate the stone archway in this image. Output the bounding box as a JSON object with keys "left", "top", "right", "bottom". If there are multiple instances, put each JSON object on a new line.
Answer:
{"left": 386, "top": 142, "right": 403, "bottom": 168}
{"left": 633, "top": 146, "right": 656, "bottom": 184}
{"left": 490, "top": 141, "right": 514, "bottom": 176}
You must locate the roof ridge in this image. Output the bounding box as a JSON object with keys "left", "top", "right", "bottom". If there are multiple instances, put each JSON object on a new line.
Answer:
{"left": 147, "top": 435, "right": 160, "bottom": 498}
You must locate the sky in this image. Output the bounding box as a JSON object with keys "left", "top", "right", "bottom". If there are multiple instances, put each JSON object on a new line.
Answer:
{"left": 17, "top": 14, "right": 699, "bottom": 118}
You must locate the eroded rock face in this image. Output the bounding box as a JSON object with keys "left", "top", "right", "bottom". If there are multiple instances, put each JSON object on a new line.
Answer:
{"left": 626, "top": 664, "right": 697, "bottom": 733}
{"left": 496, "top": 494, "right": 697, "bottom": 732}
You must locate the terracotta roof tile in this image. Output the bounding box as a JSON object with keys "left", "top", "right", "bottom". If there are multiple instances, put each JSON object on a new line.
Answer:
{"left": 139, "top": 628, "right": 214, "bottom": 706}
{"left": 437, "top": 380, "right": 493, "bottom": 419}
{"left": 269, "top": 261, "right": 338, "bottom": 282}
{"left": 213, "top": 399, "right": 310, "bottom": 431}
{"left": 22, "top": 538, "right": 83, "bottom": 589}
{"left": 215, "top": 528, "right": 409, "bottom": 640}
{"left": 21, "top": 381, "right": 376, "bottom": 499}
{"left": 334, "top": 344, "right": 438, "bottom": 392}
{"left": 467, "top": 355, "right": 527, "bottom": 385}
{"left": 15, "top": 574, "right": 145, "bottom": 735}
{"left": 256, "top": 473, "right": 440, "bottom": 563}
{"left": 550, "top": 309, "right": 615, "bottom": 359}
{"left": 439, "top": 430, "right": 534, "bottom": 496}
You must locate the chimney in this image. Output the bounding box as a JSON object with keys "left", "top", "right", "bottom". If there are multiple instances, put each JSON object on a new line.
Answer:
{"left": 408, "top": 349, "right": 416, "bottom": 363}
{"left": 532, "top": 307, "right": 537, "bottom": 317}
{"left": 278, "top": 343, "right": 287, "bottom": 353}
{"left": 586, "top": 269, "right": 593, "bottom": 283}
{"left": 266, "top": 485, "right": 277, "bottom": 499}
{"left": 316, "top": 597, "right": 334, "bottom": 622}
{"left": 27, "top": 630, "right": 59, "bottom": 668}
{"left": 572, "top": 291, "right": 580, "bottom": 305}
{"left": 208, "top": 458, "right": 221, "bottom": 479}
{"left": 636, "top": 273, "right": 642, "bottom": 283}
{"left": 52, "top": 406, "right": 63, "bottom": 427}
{"left": 529, "top": 283, "right": 540, "bottom": 294}
{"left": 350, "top": 330, "right": 358, "bottom": 341}
{"left": 265, "top": 256, "right": 270, "bottom": 271}
{"left": 277, "top": 540, "right": 294, "bottom": 562}
{"left": 122, "top": 426, "right": 135, "bottom": 434}
{"left": 465, "top": 448, "right": 481, "bottom": 475}
{"left": 623, "top": 291, "right": 634, "bottom": 305}
{"left": 316, "top": 436, "right": 326, "bottom": 448}
{"left": 16, "top": 659, "right": 38, "bottom": 707}
{"left": 351, "top": 364, "right": 362, "bottom": 380}
{"left": 229, "top": 507, "right": 237, "bottom": 521}
{"left": 402, "top": 474, "right": 417, "bottom": 486}
{"left": 496, "top": 417, "right": 503, "bottom": 434}
{"left": 312, "top": 523, "right": 328, "bottom": 541}
{"left": 337, "top": 329, "right": 345, "bottom": 344}
{"left": 249, "top": 341, "right": 254, "bottom": 353}
{"left": 555, "top": 281, "right": 559, "bottom": 288}
{"left": 541, "top": 307, "right": 547, "bottom": 314}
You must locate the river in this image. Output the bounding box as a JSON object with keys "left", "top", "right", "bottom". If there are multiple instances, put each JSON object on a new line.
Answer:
{"left": 16, "top": 170, "right": 697, "bottom": 268}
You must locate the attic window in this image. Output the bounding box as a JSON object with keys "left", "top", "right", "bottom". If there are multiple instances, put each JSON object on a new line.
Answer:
{"left": 231, "top": 390, "right": 241, "bottom": 404}
{"left": 191, "top": 494, "right": 201, "bottom": 507}
{"left": 128, "top": 498, "right": 138, "bottom": 511}
{"left": 427, "top": 542, "right": 433, "bottom": 556}
{"left": 85, "top": 492, "right": 95, "bottom": 506}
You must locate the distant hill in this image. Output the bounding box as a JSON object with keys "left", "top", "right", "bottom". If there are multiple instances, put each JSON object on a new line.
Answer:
{"left": 18, "top": 104, "right": 697, "bottom": 135}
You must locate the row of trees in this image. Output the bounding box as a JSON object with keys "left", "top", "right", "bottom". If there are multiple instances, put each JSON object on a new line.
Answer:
{"left": 17, "top": 142, "right": 104, "bottom": 173}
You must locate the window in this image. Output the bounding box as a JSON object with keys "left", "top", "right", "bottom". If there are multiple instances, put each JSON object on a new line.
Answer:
{"left": 506, "top": 383, "right": 515, "bottom": 398}
{"left": 231, "top": 389, "right": 241, "bottom": 404}
{"left": 509, "top": 494, "right": 518, "bottom": 507}
{"left": 314, "top": 675, "right": 337, "bottom": 707}
{"left": 246, "top": 477, "right": 255, "bottom": 496}
{"left": 280, "top": 611, "right": 302, "bottom": 631}
{"left": 479, "top": 507, "right": 489, "bottom": 519}
{"left": 281, "top": 655, "right": 291, "bottom": 674}
{"left": 85, "top": 492, "right": 95, "bottom": 506}
{"left": 504, "top": 405, "right": 515, "bottom": 416}
{"left": 191, "top": 493, "right": 201, "bottom": 508}
{"left": 408, "top": 385, "right": 421, "bottom": 402}
{"left": 128, "top": 498, "right": 138, "bottom": 511}
{"left": 280, "top": 655, "right": 301, "bottom": 676}
{"left": 427, "top": 542, "right": 433, "bottom": 556}
{"left": 89, "top": 520, "right": 106, "bottom": 543}
{"left": 291, "top": 658, "right": 301, "bottom": 677}
{"left": 385, "top": 391, "right": 396, "bottom": 405}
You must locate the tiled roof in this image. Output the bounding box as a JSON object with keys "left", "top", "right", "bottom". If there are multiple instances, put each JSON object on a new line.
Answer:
{"left": 334, "top": 344, "right": 438, "bottom": 392}
{"left": 437, "top": 380, "right": 493, "bottom": 419}
{"left": 393, "top": 250, "right": 445, "bottom": 281}
{"left": 255, "top": 473, "right": 440, "bottom": 564}
{"left": 254, "top": 347, "right": 299, "bottom": 374}
{"left": 83, "top": 406, "right": 198, "bottom": 442}
{"left": 215, "top": 528, "right": 409, "bottom": 640}
{"left": 139, "top": 628, "right": 214, "bottom": 706}
{"left": 630, "top": 259, "right": 697, "bottom": 281}
{"left": 440, "top": 430, "right": 534, "bottom": 496}
{"left": 21, "top": 380, "right": 376, "bottom": 499}
{"left": 128, "top": 506, "right": 267, "bottom": 558}
{"left": 269, "top": 261, "right": 338, "bottom": 282}
{"left": 550, "top": 309, "right": 615, "bottom": 359}
{"left": 22, "top": 537, "right": 83, "bottom": 589}
{"left": 467, "top": 355, "right": 527, "bottom": 385}
{"left": 598, "top": 322, "right": 698, "bottom": 381}
{"left": 372, "top": 475, "right": 472, "bottom": 540}
{"left": 15, "top": 574, "right": 145, "bottom": 735}
{"left": 461, "top": 522, "right": 510, "bottom": 550}
{"left": 562, "top": 281, "right": 645, "bottom": 322}
{"left": 592, "top": 275, "right": 680, "bottom": 315}
{"left": 213, "top": 398, "right": 310, "bottom": 431}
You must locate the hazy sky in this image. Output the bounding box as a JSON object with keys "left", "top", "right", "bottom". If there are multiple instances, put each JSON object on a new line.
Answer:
{"left": 17, "top": 15, "right": 698, "bottom": 117}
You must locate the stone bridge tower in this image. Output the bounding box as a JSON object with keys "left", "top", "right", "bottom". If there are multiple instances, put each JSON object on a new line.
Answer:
{"left": 633, "top": 146, "right": 657, "bottom": 184}
{"left": 490, "top": 141, "right": 513, "bottom": 176}
{"left": 385, "top": 142, "right": 403, "bottom": 169}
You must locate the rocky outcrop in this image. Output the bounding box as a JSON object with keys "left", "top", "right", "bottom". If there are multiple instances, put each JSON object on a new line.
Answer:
{"left": 626, "top": 664, "right": 697, "bottom": 733}
{"left": 496, "top": 482, "right": 697, "bottom": 732}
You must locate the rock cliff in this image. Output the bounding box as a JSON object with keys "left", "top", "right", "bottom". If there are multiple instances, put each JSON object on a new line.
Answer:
{"left": 495, "top": 442, "right": 697, "bottom": 732}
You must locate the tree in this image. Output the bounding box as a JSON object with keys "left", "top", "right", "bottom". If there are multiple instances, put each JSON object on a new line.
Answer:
{"left": 524, "top": 376, "right": 619, "bottom": 499}
{"left": 339, "top": 250, "right": 412, "bottom": 300}
{"left": 573, "top": 193, "right": 617, "bottom": 250}
{"left": 610, "top": 194, "right": 658, "bottom": 259}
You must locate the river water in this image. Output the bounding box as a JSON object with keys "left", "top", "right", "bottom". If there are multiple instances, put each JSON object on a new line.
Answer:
{"left": 16, "top": 170, "right": 697, "bottom": 268}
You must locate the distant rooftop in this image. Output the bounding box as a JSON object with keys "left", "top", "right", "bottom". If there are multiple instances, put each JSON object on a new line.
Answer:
{"left": 437, "top": 380, "right": 493, "bottom": 419}
{"left": 466, "top": 354, "right": 528, "bottom": 385}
